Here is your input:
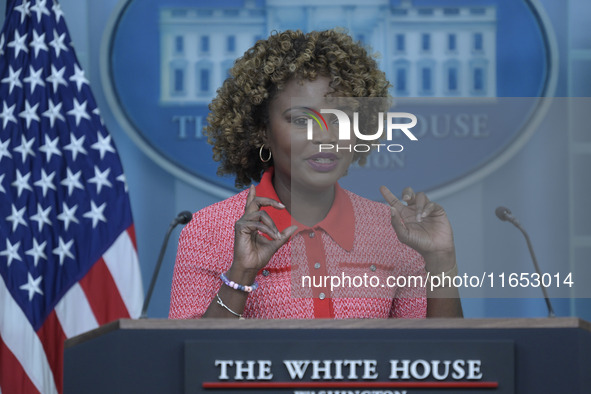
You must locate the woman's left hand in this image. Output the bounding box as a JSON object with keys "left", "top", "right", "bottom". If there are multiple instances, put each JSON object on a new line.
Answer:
{"left": 380, "top": 186, "right": 464, "bottom": 317}
{"left": 380, "top": 185, "right": 455, "bottom": 271}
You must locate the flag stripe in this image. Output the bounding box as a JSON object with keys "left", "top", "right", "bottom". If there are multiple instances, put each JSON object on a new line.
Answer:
{"left": 36, "top": 311, "right": 66, "bottom": 394}
{"left": 54, "top": 283, "right": 99, "bottom": 338}
{"left": 103, "top": 227, "right": 143, "bottom": 318}
{"left": 0, "top": 276, "right": 58, "bottom": 394}
{"left": 78, "top": 258, "right": 130, "bottom": 326}
{"left": 0, "top": 337, "right": 39, "bottom": 394}
{"left": 127, "top": 224, "right": 138, "bottom": 250}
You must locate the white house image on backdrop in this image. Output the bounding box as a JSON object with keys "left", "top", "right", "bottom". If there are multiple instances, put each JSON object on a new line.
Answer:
{"left": 159, "top": 0, "right": 497, "bottom": 104}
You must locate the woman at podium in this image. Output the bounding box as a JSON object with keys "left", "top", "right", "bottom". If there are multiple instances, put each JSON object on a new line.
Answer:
{"left": 169, "top": 30, "right": 462, "bottom": 319}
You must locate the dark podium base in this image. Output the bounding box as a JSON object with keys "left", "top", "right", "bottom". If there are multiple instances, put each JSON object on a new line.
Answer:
{"left": 64, "top": 318, "right": 591, "bottom": 394}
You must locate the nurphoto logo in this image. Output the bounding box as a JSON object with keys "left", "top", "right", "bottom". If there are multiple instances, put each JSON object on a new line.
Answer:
{"left": 304, "top": 108, "right": 419, "bottom": 153}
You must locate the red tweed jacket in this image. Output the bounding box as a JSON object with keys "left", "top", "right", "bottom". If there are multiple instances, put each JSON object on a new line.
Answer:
{"left": 169, "top": 170, "right": 427, "bottom": 319}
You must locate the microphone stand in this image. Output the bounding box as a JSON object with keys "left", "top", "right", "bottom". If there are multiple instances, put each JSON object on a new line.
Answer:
{"left": 140, "top": 211, "right": 192, "bottom": 318}
{"left": 510, "top": 220, "right": 555, "bottom": 317}
{"left": 495, "top": 207, "right": 555, "bottom": 317}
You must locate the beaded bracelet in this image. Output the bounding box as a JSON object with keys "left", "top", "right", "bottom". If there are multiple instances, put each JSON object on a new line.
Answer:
{"left": 428, "top": 264, "right": 459, "bottom": 285}
{"left": 215, "top": 293, "right": 244, "bottom": 319}
{"left": 220, "top": 272, "right": 259, "bottom": 293}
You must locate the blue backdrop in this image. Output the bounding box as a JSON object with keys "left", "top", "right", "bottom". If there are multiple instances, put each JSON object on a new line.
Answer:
{"left": 2, "top": 0, "right": 588, "bottom": 319}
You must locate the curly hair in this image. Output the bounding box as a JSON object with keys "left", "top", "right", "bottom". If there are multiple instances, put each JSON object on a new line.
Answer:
{"left": 205, "top": 29, "right": 391, "bottom": 188}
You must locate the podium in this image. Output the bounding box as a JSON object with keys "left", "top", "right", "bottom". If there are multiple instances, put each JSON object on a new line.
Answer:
{"left": 64, "top": 318, "right": 591, "bottom": 394}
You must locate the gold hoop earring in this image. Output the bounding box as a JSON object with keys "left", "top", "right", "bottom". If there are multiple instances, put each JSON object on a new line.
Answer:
{"left": 259, "top": 145, "right": 272, "bottom": 163}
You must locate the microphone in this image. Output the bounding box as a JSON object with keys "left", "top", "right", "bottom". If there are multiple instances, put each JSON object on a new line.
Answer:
{"left": 495, "top": 206, "right": 517, "bottom": 224}
{"left": 140, "top": 211, "right": 193, "bottom": 318}
{"left": 173, "top": 210, "right": 193, "bottom": 226}
{"left": 494, "top": 206, "right": 555, "bottom": 317}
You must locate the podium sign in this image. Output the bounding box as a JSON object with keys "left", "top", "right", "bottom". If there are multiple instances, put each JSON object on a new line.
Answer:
{"left": 64, "top": 318, "right": 590, "bottom": 394}
{"left": 186, "top": 339, "right": 514, "bottom": 393}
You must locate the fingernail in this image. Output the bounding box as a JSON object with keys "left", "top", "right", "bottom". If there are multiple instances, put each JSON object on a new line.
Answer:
{"left": 403, "top": 195, "right": 410, "bottom": 201}
{"left": 277, "top": 203, "right": 285, "bottom": 209}
{"left": 416, "top": 213, "right": 422, "bottom": 222}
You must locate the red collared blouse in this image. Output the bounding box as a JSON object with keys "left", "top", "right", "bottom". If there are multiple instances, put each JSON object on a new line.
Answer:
{"left": 169, "top": 169, "right": 427, "bottom": 319}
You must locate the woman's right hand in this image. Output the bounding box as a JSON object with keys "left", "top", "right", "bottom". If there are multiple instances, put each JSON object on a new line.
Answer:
{"left": 228, "top": 185, "right": 297, "bottom": 283}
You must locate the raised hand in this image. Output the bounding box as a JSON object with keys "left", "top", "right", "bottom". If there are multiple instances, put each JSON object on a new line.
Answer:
{"left": 231, "top": 185, "right": 297, "bottom": 279}
{"left": 380, "top": 185, "right": 455, "bottom": 270}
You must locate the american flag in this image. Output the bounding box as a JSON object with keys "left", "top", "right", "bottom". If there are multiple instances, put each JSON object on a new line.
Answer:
{"left": 0, "top": 0, "right": 143, "bottom": 393}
